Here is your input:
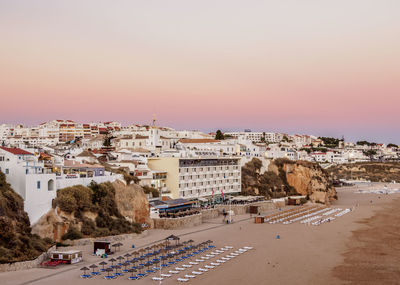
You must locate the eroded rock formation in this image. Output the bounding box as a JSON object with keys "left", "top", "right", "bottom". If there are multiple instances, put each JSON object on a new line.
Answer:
{"left": 32, "top": 180, "right": 150, "bottom": 241}
{"left": 242, "top": 158, "right": 337, "bottom": 204}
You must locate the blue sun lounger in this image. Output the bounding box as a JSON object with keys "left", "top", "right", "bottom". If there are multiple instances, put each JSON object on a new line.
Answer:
{"left": 80, "top": 274, "right": 92, "bottom": 279}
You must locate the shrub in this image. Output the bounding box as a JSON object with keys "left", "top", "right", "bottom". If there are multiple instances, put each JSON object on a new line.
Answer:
{"left": 62, "top": 227, "right": 82, "bottom": 240}
{"left": 143, "top": 186, "right": 160, "bottom": 198}
{"left": 93, "top": 228, "right": 110, "bottom": 237}
{"left": 81, "top": 218, "right": 96, "bottom": 235}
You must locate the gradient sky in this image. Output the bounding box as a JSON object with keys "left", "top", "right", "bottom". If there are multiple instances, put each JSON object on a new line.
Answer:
{"left": 0, "top": 0, "right": 399, "bottom": 143}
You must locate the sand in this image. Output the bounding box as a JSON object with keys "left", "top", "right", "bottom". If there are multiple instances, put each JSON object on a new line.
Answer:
{"left": 2, "top": 182, "right": 400, "bottom": 285}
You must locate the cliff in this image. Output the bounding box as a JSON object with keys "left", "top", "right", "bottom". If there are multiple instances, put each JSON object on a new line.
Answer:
{"left": 32, "top": 180, "right": 150, "bottom": 242}
{"left": 327, "top": 162, "right": 400, "bottom": 183}
{"left": 242, "top": 158, "right": 337, "bottom": 204}
{"left": 0, "top": 171, "right": 53, "bottom": 263}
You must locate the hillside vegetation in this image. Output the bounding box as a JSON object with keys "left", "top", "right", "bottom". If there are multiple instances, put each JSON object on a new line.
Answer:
{"left": 328, "top": 162, "right": 400, "bottom": 183}
{"left": 0, "top": 171, "right": 53, "bottom": 264}
{"left": 53, "top": 182, "right": 143, "bottom": 240}
{"left": 242, "top": 158, "right": 337, "bottom": 204}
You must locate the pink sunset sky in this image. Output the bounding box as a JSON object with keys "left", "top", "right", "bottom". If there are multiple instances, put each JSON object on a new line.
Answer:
{"left": 0, "top": 0, "right": 399, "bottom": 143}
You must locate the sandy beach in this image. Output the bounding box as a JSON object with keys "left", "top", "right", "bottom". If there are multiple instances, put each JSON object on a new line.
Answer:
{"left": 2, "top": 183, "right": 400, "bottom": 285}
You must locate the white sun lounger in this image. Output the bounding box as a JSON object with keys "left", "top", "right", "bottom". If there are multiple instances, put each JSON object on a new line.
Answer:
{"left": 175, "top": 267, "right": 185, "bottom": 271}
{"left": 244, "top": 246, "right": 253, "bottom": 250}
{"left": 198, "top": 268, "right": 208, "bottom": 272}
{"left": 152, "top": 277, "right": 163, "bottom": 281}
{"left": 225, "top": 246, "right": 233, "bottom": 249}
{"left": 192, "top": 271, "right": 203, "bottom": 275}
{"left": 210, "top": 263, "right": 220, "bottom": 266}
{"left": 201, "top": 257, "right": 209, "bottom": 260}
{"left": 169, "top": 270, "right": 179, "bottom": 274}
{"left": 182, "top": 264, "right": 192, "bottom": 268}
{"left": 195, "top": 259, "right": 204, "bottom": 262}
{"left": 177, "top": 278, "right": 189, "bottom": 282}
{"left": 221, "top": 257, "right": 230, "bottom": 260}
{"left": 204, "top": 265, "right": 214, "bottom": 269}
{"left": 230, "top": 253, "right": 239, "bottom": 256}
{"left": 185, "top": 274, "right": 196, "bottom": 278}
{"left": 206, "top": 254, "right": 213, "bottom": 257}
{"left": 161, "top": 274, "right": 171, "bottom": 278}
{"left": 189, "top": 262, "right": 199, "bottom": 265}
{"left": 226, "top": 255, "right": 235, "bottom": 258}
{"left": 216, "top": 259, "right": 226, "bottom": 263}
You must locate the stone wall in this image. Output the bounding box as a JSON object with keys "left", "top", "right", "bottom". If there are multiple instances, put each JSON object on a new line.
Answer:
{"left": 65, "top": 231, "right": 149, "bottom": 247}
{"left": 153, "top": 214, "right": 203, "bottom": 230}
{"left": 201, "top": 208, "right": 219, "bottom": 221}
{"left": 214, "top": 201, "right": 277, "bottom": 215}
{"left": 0, "top": 245, "right": 56, "bottom": 272}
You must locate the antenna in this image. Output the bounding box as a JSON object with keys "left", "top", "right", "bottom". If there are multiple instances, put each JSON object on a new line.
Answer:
{"left": 152, "top": 114, "right": 157, "bottom": 127}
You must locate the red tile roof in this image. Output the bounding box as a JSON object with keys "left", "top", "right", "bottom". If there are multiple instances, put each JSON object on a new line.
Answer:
{"left": 0, "top": 147, "right": 33, "bottom": 155}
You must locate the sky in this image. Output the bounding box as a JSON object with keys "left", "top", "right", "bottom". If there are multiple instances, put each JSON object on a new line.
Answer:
{"left": 0, "top": 0, "right": 399, "bottom": 144}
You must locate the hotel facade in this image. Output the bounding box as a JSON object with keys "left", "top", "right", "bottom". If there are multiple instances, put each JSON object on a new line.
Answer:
{"left": 148, "top": 157, "right": 241, "bottom": 199}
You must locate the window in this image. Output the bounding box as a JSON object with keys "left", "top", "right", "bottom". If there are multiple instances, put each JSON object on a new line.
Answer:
{"left": 5, "top": 169, "right": 9, "bottom": 174}
{"left": 37, "top": 181, "right": 41, "bottom": 189}
{"left": 0, "top": 156, "right": 4, "bottom": 161}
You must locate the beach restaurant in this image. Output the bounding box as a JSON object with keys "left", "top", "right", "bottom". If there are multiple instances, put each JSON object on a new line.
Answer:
{"left": 50, "top": 250, "right": 83, "bottom": 264}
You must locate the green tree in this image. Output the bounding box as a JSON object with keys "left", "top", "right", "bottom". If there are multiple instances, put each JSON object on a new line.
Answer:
{"left": 215, "top": 130, "right": 225, "bottom": 140}
{"left": 261, "top": 132, "right": 266, "bottom": 142}
{"left": 363, "top": 150, "right": 377, "bottom": 161}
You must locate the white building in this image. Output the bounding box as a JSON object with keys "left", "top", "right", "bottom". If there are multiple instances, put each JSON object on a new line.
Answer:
{"left": 265, "top": 145, "right": 298, "bottom": 160}
{"left": 148, "top": 157, "right": 241, "bottom": 199}
{"left": 0, "top": 146, "right": 122, "bottom": 225}
{"left": 176, "top": 139, "right": 237, "bottom": 156}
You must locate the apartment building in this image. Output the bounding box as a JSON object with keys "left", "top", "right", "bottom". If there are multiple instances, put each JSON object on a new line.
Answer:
{"left": 148, "top": 157, "right": 241, "bottom": 199}
{"left": 225, "top": 131, "right": 282, "bottom": 143}
{"left": 176, "top": 139, "right": 237, "bottom": 156}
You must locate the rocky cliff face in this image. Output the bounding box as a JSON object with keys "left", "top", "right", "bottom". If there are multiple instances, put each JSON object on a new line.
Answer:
{"left": 242, "top": 158, "right": 337, "bottom": 204}
{"left": 32, "top": 180, "right": 150, "bottom": 242}
{"left": 113, "top": 180, "right": 152, "bottom": 225}
{"left": 276, "top": 160, "right": 337, "bottom": 204}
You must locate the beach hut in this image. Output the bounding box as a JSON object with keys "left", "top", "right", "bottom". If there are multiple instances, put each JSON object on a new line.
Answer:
{"left": 254, "top": 216, "right": 264, "bottom": 224}
{"left": 94, "top": 240, "right": 111, "bottom": 255}
{"left": 50, "top": 250, "right": 83, "bottom": 264}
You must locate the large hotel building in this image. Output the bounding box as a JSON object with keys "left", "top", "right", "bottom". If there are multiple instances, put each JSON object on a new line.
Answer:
{"left": 147, "top": 157, "right": 241, "bottom": 199}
